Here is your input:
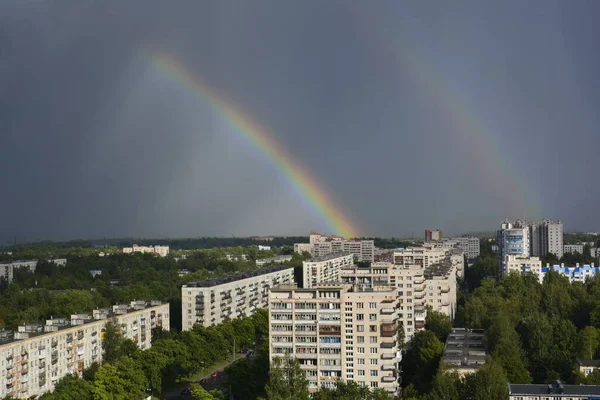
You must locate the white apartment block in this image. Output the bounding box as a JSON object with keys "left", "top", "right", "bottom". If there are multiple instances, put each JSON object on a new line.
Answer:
{"left": 564, "top": 244, "right": 584, "bottom": 254}
{"left": 392, "top": 247, "right": 447, "bottom": 269}
{"left": 294, "top": 243, "right": 313, "bottom": 254}
{"left": 504, "top": 255, "right": 543, "bottom": 279}
{"left": 225, "top": 254, "right": 249, "bottom": 262}
{"left": 450, "top": 237, "right": 480, "bottom": 261}
{"left": 122, "top": 244, "right": 169, "bottom": 257}
{"left": 0, "top": 301, "right": 169, "bottom": 399}
{"left": 256, "top": 255, "right": 292, "bottom": 267}
{"left": 340, "top": 261, "right": 457, "bottom": 343}
{"left": 269, "top": 284, "right": 401, "bottom": 396}
{"left": 182, "top": 265, "right": 295, "bottom": 330}
{"left": 0, "top": 259, "right": 67, "bottom": 286}
{"left": 302, "top": 253, "right": 355, "bottom": 289}
{"left": 300, "top": 233, "right": 374, "bottom": 263}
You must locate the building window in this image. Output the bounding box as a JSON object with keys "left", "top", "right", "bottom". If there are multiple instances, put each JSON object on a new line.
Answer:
{"left": 369, "top": 325, "right": 377, "bottom": 332}
{"left": 357, "top": 336, "right": 364, "bottom": 343}
{"left": 370, "top": 336, "right": 377, "bottom": 344}
{"left": 369, "top": 302, "right": 377, "bottom": 309}
{"left": 370, "top": 370, "right": 378, "bottom": 376}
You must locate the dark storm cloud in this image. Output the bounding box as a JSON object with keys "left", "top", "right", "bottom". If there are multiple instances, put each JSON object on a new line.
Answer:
{"left": 1, "top": 1, "right": 599, "bottom": 241}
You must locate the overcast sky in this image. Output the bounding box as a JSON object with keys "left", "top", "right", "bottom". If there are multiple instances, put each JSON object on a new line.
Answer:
{"left": 2, "top": 1, "right": 599, "bottom": 241}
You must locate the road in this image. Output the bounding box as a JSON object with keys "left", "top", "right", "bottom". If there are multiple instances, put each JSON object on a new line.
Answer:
{"left": 163, "top": 353, "right": 247, "bottom": 400}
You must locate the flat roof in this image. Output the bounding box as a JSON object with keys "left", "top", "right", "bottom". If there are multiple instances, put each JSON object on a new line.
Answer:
{"left": 307, "top": 252, "right": 351, "bottom": 262}
{"left": 578, "top": 359, "right": 600, "bottom": 367}
{"left": 442, "top": 328, "right": 487, "bottom": 368}
{"left": 509, "top": 383, "right": 600, "bottom": 396}
{"left": 184, "top": 264, "right": 294, "bottom": 288}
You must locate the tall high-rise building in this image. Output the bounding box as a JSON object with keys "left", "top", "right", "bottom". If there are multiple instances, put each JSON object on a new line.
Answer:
{"left": 269, "top": 284, "right": 401, "bottom": 395}
{"left": 532, "top": 220, "right": 563, "bottom": 259}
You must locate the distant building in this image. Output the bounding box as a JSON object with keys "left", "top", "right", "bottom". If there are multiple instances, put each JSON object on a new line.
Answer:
{"left": 425, "top": 230, "right": 443, "bottom": 241}
{"left": 177, "top": 269, "right": 191, "bottom": 277}
{"left": 504, "top": 255, "right": 543, "bottom": 278}
{"left": 0, "top": 301, "right": 169, "bottom": 400}
{"left": 256, "top": 255, "right": 292, "bottom": 267}
{"left": 295, "top": 232, "right": 374, "bottom": 262}
{"left": 508, "top": 382, "right": 600, "bottom": 399}
{"left": 450, "top": 237, "right": 480, "bottom": 260}
{"left": 441, "top": 328, "right": 487, "bottom": 376}
{"left": 302, "top": 253, "right": 354, "bottom": 288}
{"left": 577, "top": 359, "right": 600, "bottom": 377}
{"left": 0, "top": 259, "right": 67, "bottom": 285}
{"left": 89, "top": 269, "right": 103, "bottom": 278}
{"left": 564, "top": 244, "right": 585, "bottom": 254}
{"left": 541, "top": 264, "right": 599, "bottom": 284}
{"left": 182, "top": 265, "right": 295, "bottom": 330}
{"left": 123, "top": 244, "right": 169, "bottom": 257}
{"left": 257, "top": 245, "right": 272, "bottom": 251}
{"left": 225, "top": 254, "right": 248, "bottom": 262}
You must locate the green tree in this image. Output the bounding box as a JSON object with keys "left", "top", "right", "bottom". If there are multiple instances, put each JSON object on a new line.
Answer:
{"left": 578, "top": 326, "right": 599, "bottom": 359}
{"left": 191, "top": 384, "right": 220, "bottom": 400}
{"left": 427, "top": 366, "right": 465, "bottom": 400}
{"left": 425, "top": 309, "right": 452, "bottom": 342}
{"left": 92, "top": 357, "right": 147, "bottom": 400}
{"left": 102, "top": 318, "right": 125, "bottom": 364}
{"left": 262, "top": 353, "right": 310, "bottom": 400}
{"left": 38, "top": 375, "right": 93, "bottom": 400}
{"left": 463, "top": 359, "right": 508, "bottom": 400}
{"left": 401, "top": 330, "right": 444, "bottom": 393}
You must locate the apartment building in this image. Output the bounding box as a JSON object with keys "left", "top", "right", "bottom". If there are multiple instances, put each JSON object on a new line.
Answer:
{"left": 498, "top": 219, "right": 564, "bottom": 267}
{"left": 182, "top": 265, "right": 295, "bottom": 330}
{"left": 269, "top": 284, "right": 401, "bottom": 396}
{"left": 508, "top": 382, "right": 600, "bottom": 400}
{"left": 533, "top": 220, "right": 564, "bottom": 259}
{"left": 541, "top": 264, "right": 599, "bottom": 284}
{"left": 450, "top": 237, "right": 480, "bottom": 261}
{"left": 441, "top": 329, "right": 487, "bottom": 376}
{"left": 0, "top": 259, "right": 67, "bottom": 286}
{"left": 122, "top": 244, "right": 169, "bottom": 257}
{"left": 577, "top": 359, "right": 600, "bottom": 377}
{"left": 564, "top": 244, "right": 584, "bottom": 254}
{"left": 0, "top": 301, "right": 169, "bottom": 399}
{"left": 225, "top": 254, "right": 249, "bottom": 262}
{"left": 425, "top": 230, "right": 443, "bottom": 241}
{"left": 392, "top": 247, "right": 447, "bottom": 269}
{"left": 302, "top": 253, "right": 354, "bottom": 289}
{"left": 340, "top": 261, "right": 457, "bottom": 343}
{"left": 503, "top": 255, "right": 543, "bottom": 278}
{"left": 297, "top": 233, "right": 375, "bottom": 262}
{"left": 256, "top": 255, "right": 292, "bottom": 267}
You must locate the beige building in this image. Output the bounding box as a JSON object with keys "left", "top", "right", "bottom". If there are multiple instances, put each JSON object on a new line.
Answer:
{"left": 564, "top": 244, "right": 585, "bottom": 254}
{"left": 392, "top": 247, "right": 447, "bottom": 269}
{"left": 340, "top": 261, "right": 457, "bottom": 343}
{"left": 508, "top": 383, "right": 600, "bottom": 399}
{"left": 182, "top": 265, "right": 295, "bottom": 330}
{"left": 302, "top": 253, "right": 354, "bottom": 289}
{"left": 269, "top": 284, "right": 401, "bottom": 396}
{"left": 122, "top": 244, "right": 169, "bottom": 257}
{"left": 504, "top": 255, "right": 543, "bottom": 280}
{"left": 256, "top": 255, "right": 292, "bottom": 267}
{"left": 297, "top": 233, "right": 375, "bottom": 262}
{"left": 0, "top": 301, "right": 169, "bottom": 399}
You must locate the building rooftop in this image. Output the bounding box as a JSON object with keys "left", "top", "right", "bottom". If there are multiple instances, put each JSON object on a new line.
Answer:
{"left": 508, "top": 382, "right": 600, "bottom": 396}
{"left": 0, "top": 300, "right": 165, "bottom": 347}
{"left": 442, "top": 328, "right": 487, "bottom": 370}
{"left": 578, "top": 359, "right": 600, "bottom": 367}
{"left": 183, "top": 264, "right": 294, "bottom": 288}
{"left": 308, "top": 252, "right": 352, "bottom": 262}
{"left": 424, "top": 263, "right": 454, "bottom": 279}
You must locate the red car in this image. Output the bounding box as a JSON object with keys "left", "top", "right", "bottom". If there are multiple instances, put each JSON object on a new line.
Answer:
{"left": 211, "top": 372, "right": 219, "bottom": 378}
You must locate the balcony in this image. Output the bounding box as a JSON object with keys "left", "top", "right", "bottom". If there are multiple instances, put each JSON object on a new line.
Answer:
{"left": 381, "top": 353, "right": 395, "bottom": 360}
{"left": 381, "top": 322, "right": 398, "bottom": 337}
{"left": 51, "top": 340, "right": 58, "bottom": 348}
{"left": 66, "top": 335, "right": 73, "bottom": 343}
{"left": 380, "top": 341, "right": 396, "bottom": 349}
{"left": 382, "top": 364, "right": 396, "bottom": 371}
{"left": 381, "top": 376, "right": 396, "bottom": 383}
{"left": 380, "top": 308, "right": 395, "bottom": 315}
{"left": 6, "top": 363, "right": 13, "bottom": 370}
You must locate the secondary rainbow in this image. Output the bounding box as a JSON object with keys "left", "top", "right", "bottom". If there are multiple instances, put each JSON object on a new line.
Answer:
{"left": 151, "top": 52, "right": 359, "bottom": 238}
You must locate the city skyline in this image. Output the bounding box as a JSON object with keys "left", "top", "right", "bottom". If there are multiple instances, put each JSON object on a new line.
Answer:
{"left": 2, "top": 1, "right": 600, "bottom": 240}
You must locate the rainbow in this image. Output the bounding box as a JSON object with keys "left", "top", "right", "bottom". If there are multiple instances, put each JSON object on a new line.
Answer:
{"left": 351, "top": 7, "right": 542, "bottom": 219}
{"left": 150, "top": 53, "right": 359, "bottom": 238}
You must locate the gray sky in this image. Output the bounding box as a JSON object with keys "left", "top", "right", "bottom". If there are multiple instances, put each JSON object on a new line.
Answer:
{"left": 1, "top": 1, "right": 599, "bottom": 241}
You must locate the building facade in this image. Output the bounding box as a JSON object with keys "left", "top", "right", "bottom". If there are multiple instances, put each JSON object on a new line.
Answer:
{"left": 425, "top": 230, "right": 443, "bottom": 241}
{"left": 122, "top": 245, "right": 169, "bottom": 257}
{"left": 296, "top": 233, "right": 374, "bottom": 262}
{"left": 0, "top": 259, "right": 67, "bottom": 286}
{"left": 182, "top": 265, "right": 295, "bottom": 330}
{"left": 303, "top": 254, "right": 354, "bottom": 289}
{"left": 256, "top": 255, "right": 292, "bottom": 267}
{"left": 450, "top": 237, "right": 480, "bottom": 261}
{"left": 564, "top": 244, "right": 584, "bottom": 254}
{"left": 0, "top": 301, "right": 169, "bottom": 399}
{"left": 503, "top": 255, "right": 543, "bottom": 279}
{"left": 269, "top": 284, "right": 401, "bottom": 396}
{"left": 541, "top": 264, "right": 599, "bottom": 284}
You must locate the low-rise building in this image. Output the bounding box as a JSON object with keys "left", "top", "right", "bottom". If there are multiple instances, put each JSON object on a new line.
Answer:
{"left": 303, "top": 253, "right": 354, "bottom": 288}
{"left": 541, "top": 264, "right": 599, "bottom": 283}
{"left": 441, "top": 328, "right": 487, "bottom": 376}
{"left": 577, "top": 359, "right": 600, "bottom": 377}
{"left": 256, "top": 255, "right": 292, "bottom": 267}
{"left": 89, "top": 270, "right": 103, "bottom": 278}
{"left": 123, "top": 245, "right": 169, "bottom": 257}
{"left": 504, "top": 255, "right": 543, "bottom": 278}
{"left": 0, "top": 301, "right": 169, "bottom": 399}
{"left": 508, "top": 382, "right": 600, "bottom": 399}
{"left": 257, "top": 245, "right": 272, "bottom": 251}
{"left": 450, "top": 237, "right": 480, "bottom": 260}
{"left": 564, "top": 244, "right": 585, "bottom": 254}
{"left": 294, "top": 243, "right": 313, "bottom": 254}
{"left": 182, "top": 265, "right": 295, "bottom": 330}
{"left": 225, "top": 254, "right": 249, "bottom": 262}
{"left": 269, "top": 284, "right": 401, "bottom": 396}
